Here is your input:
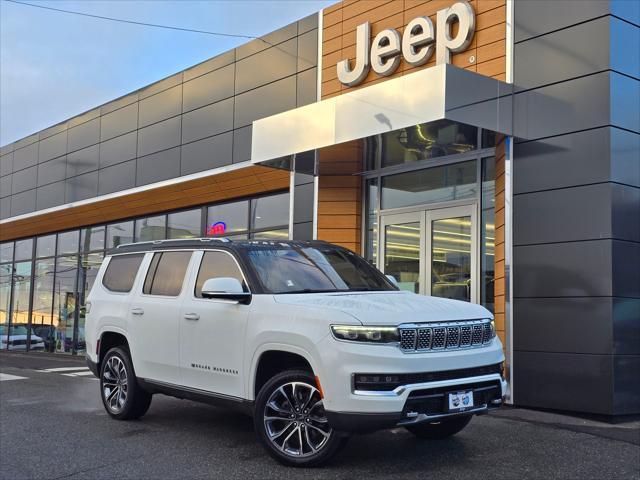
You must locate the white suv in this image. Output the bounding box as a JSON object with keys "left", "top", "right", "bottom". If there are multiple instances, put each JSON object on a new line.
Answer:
{"left": 85, "top": 238, "right": 506, "bottom": 467}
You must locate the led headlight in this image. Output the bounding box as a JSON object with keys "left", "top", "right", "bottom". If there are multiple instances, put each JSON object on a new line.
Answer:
{"left": 331, "top": 325, "right": 399, "bottom": 344}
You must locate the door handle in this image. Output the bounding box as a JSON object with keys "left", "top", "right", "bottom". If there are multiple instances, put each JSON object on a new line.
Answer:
{"left": 131, "top": 308, "right": 144, "bottom": 316}
{"left": 183, "top": 313, "right": 200, "bottom": 321}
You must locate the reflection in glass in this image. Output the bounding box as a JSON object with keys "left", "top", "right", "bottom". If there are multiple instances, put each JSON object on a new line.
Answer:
{"left": 381, "top": 160, "right": 477, "bottom": 210}
{"left": 431, "top": 217, "right": 472, "bottom": 302}
{"left": 36, "top": 234, "right": 56, "bottom": 258}
{"left": 369, "top": 120, "right": 478, "bottom": 169}
{"left": 57, "top": 230, "right": 80, "bottom": 255}
{"left": 251, "top": 193, "right": 289, "bottom": 230}
{"left": 135, "top": 215, "right": 166, "bottom": 242}
{"left": 14, "top": 239, "right": 33, "bottom": 261}
{"left": 365, "top": 179, "right": 378, "bottom": 264}
{"left": 10, "top": 262, "right": 32, "bottom": 349}
{"left": 251, "top": 229, "right": 289, "bottom": 240}
{"left": 207, "top": 201, "right": 249, "bottom": 236}
{"left": 0, "top": 264, "right": 12, "bottom": 336}
{"left": 77, "top": 252, "right": 103, "bottom": 353}
{"left": 384, "top": 222, "right": 420, "bottom": 293}
{"left": 0, "top": 242, "right": 14, "bottom": 263}
{"left": 107, "top": 221, "right": 134, "bottom": 249}
{"left": 31, "top": 258, "right": 55, "bottom": 352}
{"left": 168, "top": 209, "right": 201, "bottom": 239}
{"left": 481, "top": 157, "right": 496, "bottom": 312}
{"left": 53, "top": 255, "right": 78, "bottom": 353}
{"left": 81, "top": 226, "right": 106, "bottom": 252}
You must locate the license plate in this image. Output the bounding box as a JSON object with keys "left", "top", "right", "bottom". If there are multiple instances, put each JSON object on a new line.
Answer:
{"left": 447, "top": 391, "right": 474, "bottom": 411}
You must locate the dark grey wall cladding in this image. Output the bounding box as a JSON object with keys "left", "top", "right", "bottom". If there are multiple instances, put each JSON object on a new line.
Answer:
{"left": 513, "top": 4, "right": 640, "bottom": 415}
{"left": 0, "top": 15, "right": 318, "bottom": 219}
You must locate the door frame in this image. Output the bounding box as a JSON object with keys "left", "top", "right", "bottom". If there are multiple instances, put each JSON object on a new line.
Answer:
{"left": 378, "top": 202, "right": 479, "bottom": 303}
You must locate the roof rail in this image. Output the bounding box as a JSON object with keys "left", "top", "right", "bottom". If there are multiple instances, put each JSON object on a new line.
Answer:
{"left": 115, "top": 237, "right": 231, "bottom": 249}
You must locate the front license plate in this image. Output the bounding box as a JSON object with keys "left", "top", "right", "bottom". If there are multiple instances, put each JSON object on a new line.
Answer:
{"left": 447, "top": 391, "right": 474, "bottom": 411}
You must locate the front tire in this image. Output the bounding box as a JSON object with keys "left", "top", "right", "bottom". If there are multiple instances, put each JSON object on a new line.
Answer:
{"left": 254, "top": 370, "right": 348, "bottom": 467}
{"left": 100, "top": 346, "right": 151, "bottom": 420}
{"left": 405, "top": 415, "right": 472, "bottom": 439}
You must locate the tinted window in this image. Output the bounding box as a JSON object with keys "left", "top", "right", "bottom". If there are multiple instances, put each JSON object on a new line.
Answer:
{"left": 250, "top": 192, "right": 289, "bottom": 230}
{"left": 107, "top": 221, "right": 134, "bottom": 249}
{"left": 102, "top": 254, "right": 144, "bottom": 292}
{"left": 167, "top": 210, "right": 201, "bottom": 239}
{"left": 195, "top": 251, "right": 246, "bottom": 298}
{"left": 143, "top": 251, "right": 192, "bottom": 296}
{"left": 207, "top": 200, "right": 248, "bottom": 236}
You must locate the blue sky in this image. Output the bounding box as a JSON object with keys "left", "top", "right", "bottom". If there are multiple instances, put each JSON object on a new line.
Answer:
{"left": 0, "top": 0, "right": 333, "bottom": 145}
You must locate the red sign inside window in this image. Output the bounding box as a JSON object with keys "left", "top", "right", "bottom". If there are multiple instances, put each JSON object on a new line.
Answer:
{"left": 207, "top": 221, "right": 227, "bottom": 236}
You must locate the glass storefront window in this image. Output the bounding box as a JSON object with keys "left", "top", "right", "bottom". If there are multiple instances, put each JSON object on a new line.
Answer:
{"left": 14, "top": 238, "right": 33, "bottom": 261}
{"left": 36, "top": 234, "right": 56, "bottom": 258}
{"left": 251, "top": 193, "right": 289, "bottom": 231}
{"left": 135, "top": 215, "right": 166, "bottom": 242}
{"left": 31, "top": 258, "right": 55, "bottom": 352}
{"left": 207, "top": 201, "right": 249, "bottom": 236}
{"left": 0, "top": 264, "right": 11, "bottom": 328}
{"left": 107, "top": 221, "right": 134, "bottom": 249}
{"left": 375, "top": 120, "right": 478, "bottom": 169}
{"left": 365, "top": 178, "right": 378, "bottom": 264}
{"left": 57, "top": 230, "right": 80, "bottom": 255}
{"left": 168, "top": 209, "right": 201, "bottom": 239}
{"left": 53, "top": 255, "right": 78, "bottom": 354}
{"left": 10, "top": 261, "right": 32, "bottom": 341}
{"left": 0, "top": 242, "right": 13, "bottom": 263}
{"left": 80, "top": 226, "right": 106, "bottom": 252}
{"left": 381, "top": 160, "right": 477, "bottom": 210}
{"left": 251, "top": 229, "right": 289, "bottom": 240}
{"left": 481, "top": 157, "right": 496, "bottom": 313}
{"left": 77, "top": 252, "right": 104, "bottom": 353}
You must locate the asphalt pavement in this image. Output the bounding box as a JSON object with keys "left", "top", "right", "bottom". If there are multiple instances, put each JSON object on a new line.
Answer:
{"left": 1, "top": 352, "right": 638, "bottom": 480}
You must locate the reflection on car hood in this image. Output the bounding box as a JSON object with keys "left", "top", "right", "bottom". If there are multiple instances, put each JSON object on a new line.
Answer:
{"left": 273, "top": 291, "right": 491, "bottom": 325}
{"left": 1, "top": 334, "right": 44, "bottom": 342}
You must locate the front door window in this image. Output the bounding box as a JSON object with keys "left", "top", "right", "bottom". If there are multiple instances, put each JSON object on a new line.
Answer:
{"left": 430, "top": 216, "right": 473, "bottom": 302}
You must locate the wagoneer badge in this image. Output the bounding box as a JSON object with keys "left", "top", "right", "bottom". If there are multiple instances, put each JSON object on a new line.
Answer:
{"left": 336, "top": 0, "right": 475, "bottom": 86}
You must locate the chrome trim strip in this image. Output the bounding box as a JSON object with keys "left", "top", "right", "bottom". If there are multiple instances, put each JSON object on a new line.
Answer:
{"left": 353, "top": 373, "right": 503, "bottom": 397}
{"left": 397, "top": 405, "right": 490, "bottom": 425}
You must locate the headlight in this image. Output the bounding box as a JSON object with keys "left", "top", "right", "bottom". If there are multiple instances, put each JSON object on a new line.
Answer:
{"left": 331, "top": 325, "right": 399, "bottom": 344}
{"left": 490, "top": 320, "right": 496, "bottom": 339}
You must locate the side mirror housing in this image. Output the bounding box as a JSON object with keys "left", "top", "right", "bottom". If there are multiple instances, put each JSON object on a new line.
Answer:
{"left": 201, "top": 277, "right": 252, "bottom": 305}
{"left": 386, "top": 274, "right": 399, "bottom": 288}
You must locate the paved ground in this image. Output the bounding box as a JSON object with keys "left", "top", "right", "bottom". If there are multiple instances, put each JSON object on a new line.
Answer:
{"left": 1, "top": 352, "right": 638, "bottom": 480}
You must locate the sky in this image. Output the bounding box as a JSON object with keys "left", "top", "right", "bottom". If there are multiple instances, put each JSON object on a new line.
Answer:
{"left": 0, "top": 0, "right": 333, "bottom": 146}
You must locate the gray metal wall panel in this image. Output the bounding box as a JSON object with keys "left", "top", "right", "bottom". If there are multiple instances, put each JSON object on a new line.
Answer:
{"left": 181, "top": 98, "right": 234, "bottom": 144}
{"left": 180, "top": 132, "right": 233, "bottom": 176}
{"left": 183, "top": 50, "right": 235, "bottom": 83}
{"left": 66, "top": 144, "right": 99, "bottom": 177}
{"left": 37, "top": 156, "right": 67, "bottom": 187}
{"left": 292, "top": 222, "right": 313, "bottom": 241}
{"left": 38, "top": 131, "right": 67, "bottom": 163}
{"left": 234, "top": 76, "right": 297, "bottom": 128}
{"left": 138, "top": 85, "right": 183, "bottom": 128}
{"left": 182, "top": 64, "right": 235, "bottom": 112}
{"left": 613, "top": 298, "right": 640, "bottom": 355}
{"left": 298, "top": 14, "right": 318, "bottom": 35}
{"left": 68, "top": 108, "right": 100, "bottom": 128}
{"left": 612, "top": 240, "right": 640, "bottom": 298}
{"left": 65, "top": 171, "right": 98, "bottom": 203}
{"left": 11, "top": 166, "right": 37, "bottom": 194}
{"left": 0, "top": 175, "right": 11, "bottom": 198}
{"left": 297, "top": 68, "right": 318, "bottom": 107}
{"left": 10, "top": 189, "right": 35, "bottom": 216}
{"left": 100, "top": 103, "right": 138, "bottom": 142}
{"left": 293, "top": 182, "right": 314, "bottom": 224}
{"left": 139, "top": 72, "right": 182, "bottom": 100}
{"left": 13, "top": 133, "right": 38, "bottom": 150}
{"left": 513, "top": 351, "right": 613, "bottom": 414}
{"left": 233, "top": 126, "right": 252, "bottom": 163}
{"left": 611, "top": 73, "right": 640, "bottom": 133}
{"left": 98, "top": 159, "right": 136, "bottom": 196}
{"left": 67, "top": 117, "right": 100, "bottom": 153}
{"left": 137, "top": 116, "right": 181, "bottom": 158}
{"left": 514, "top": 240, "right": 613, "bottom": 298}
{"left": 613, "top": 355, "right": 640, "bottom": 414}
{"left": 136, "top": 147, "right": 180, "bottom": 187}
{"left": 611, "top": 129, "right": 640, "bottom": 187}
{"left": 235, "top": 21, "right": 297, "bottom": 61}
{"left": 0, "top": 153, "right": 12, "bottom": 176}
{"left": 0, "top": 197, "right": 9, "bottom": 219}
{"left": 612, "top": 184, "right": 640, "bottom": 242}
{"left": 100, "top": 92, "right": 138, "bottom": 116}
{"left": 297, "top": 30, "right": 318, "bottom": 72}
{"left": 235, "top": 38, "right": 297, "bottom": 94}
{"left": 13, "top": 143, "right": 38, "bottom": 171}
{"left": 36, "top": 181, "right": 65, "bottom": 210}
{"left": 610, "top": 0, "right": 640, "bottom": 26}
{"left": 611, "top": 18, "right": 640, "bottom": 79}
{"left": 99, "top": 131, "right": 137, "bottom": 169}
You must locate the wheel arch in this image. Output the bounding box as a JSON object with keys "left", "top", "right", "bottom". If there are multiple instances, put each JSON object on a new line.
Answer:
{"left": 97, "top": 328, "right": 130, "bottom": 371}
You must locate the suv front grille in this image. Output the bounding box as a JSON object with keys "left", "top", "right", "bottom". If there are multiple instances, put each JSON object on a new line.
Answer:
{"left": 399, "top": 319, "right": 494, "bottom": 353}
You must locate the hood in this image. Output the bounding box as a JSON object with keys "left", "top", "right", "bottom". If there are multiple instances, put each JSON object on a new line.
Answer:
{"left": 273, "top": 291, "right": 491, "bottom": 326}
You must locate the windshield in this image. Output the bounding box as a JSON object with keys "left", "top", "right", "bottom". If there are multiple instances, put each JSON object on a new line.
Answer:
{"left": 242, "top": 243, "right": 396, "bottom": 294}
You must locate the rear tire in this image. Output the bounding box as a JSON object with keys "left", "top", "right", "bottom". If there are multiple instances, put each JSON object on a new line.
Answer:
{"left": 254, "top": 369, "right": 349, "bottom": 467}
{"left": 100, "top": 346, "right": 151, "bottom": 420}
{"left": 405, "top": 415, "right": 472, "bottom": 439}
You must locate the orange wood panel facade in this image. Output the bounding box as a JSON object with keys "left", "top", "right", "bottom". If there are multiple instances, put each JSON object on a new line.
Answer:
{"left": 0, "top": 166, "right": 289, "bottom": 242}
{"left": 321, "top": 0, "right": 507, "bottom": 99}
{"left": 493, "top": 135, "right": 506, "bottom": 346}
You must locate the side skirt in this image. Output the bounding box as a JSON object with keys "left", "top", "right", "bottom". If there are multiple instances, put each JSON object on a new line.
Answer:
{"left": 138, "top": 378, "right": 254, "bottom": 416}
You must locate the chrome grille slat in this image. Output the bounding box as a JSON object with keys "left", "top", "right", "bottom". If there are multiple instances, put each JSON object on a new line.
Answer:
{"left": 398, "top": 319, "right": 493, "bottom": 354}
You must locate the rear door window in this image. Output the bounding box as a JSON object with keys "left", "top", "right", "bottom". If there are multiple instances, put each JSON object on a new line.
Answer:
{"left": 143, "top": 251, "right": 193, "bottom": 296}
{"left": 102, "top": 254, "right": 144, "bottom": 292}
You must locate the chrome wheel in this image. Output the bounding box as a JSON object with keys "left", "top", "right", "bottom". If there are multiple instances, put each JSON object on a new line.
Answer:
{"left": 102, "top": 355, "right": 128, "bottom": 414}
{"left": 263, "top": 381, "right": 332, "bottom": 458}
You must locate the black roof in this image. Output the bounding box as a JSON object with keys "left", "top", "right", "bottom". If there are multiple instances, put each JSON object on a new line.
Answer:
{"left": 109, "top": 237, "right": 334, "bottom": 255}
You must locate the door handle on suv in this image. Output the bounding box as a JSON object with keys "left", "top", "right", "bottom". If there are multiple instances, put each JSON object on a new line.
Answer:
{"left": 183, "top": 313, "right": 200, "bottom": 321}
{"left": 131, "top": 308, "right": 144, "bottom": 316}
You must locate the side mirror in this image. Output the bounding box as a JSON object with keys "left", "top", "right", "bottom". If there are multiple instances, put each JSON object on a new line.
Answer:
{"left": 386, "top": 275, "right": 399, "bottom": 287}
{"left": 201, "top": 277, "right": 252, "bottom": 305}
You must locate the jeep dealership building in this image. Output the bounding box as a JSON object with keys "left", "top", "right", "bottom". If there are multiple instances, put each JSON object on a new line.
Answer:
{"left": 1, "top": 0, "right": 638, "bottom": 417}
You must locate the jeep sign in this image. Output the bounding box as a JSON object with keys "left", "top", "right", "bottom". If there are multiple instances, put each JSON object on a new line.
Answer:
{"left": 336, "top": 0, "right": 476, "bottom": 87}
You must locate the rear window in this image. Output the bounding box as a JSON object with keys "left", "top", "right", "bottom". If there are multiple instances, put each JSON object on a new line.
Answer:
{"left": 102, "top": 254, "right": 144, "bottom": 293}
{"left": 143, "top": 251, "right": 192, "bottom": 296}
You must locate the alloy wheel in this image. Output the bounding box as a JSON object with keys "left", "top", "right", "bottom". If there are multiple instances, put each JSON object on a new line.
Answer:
{"left": 102, "top": 355, "right": 128, "bottom": 414}
{"left": 263, "top": 381, "right": 332, "bottom": 458}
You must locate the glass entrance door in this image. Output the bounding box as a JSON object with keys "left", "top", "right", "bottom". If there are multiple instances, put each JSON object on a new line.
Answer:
{"left": 379, "top": 205, "right": 478, "bottom": 302}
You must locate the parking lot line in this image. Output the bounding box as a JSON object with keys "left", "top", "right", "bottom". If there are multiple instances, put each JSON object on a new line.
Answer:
{"left": 0, "top": 373, "right": 28, "bottom": 381}
{"left": 40, "top": 366, "right": 90, "bottom": 373}
{"left": 61, "top": 371, "right": 95, "bottom": 377}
